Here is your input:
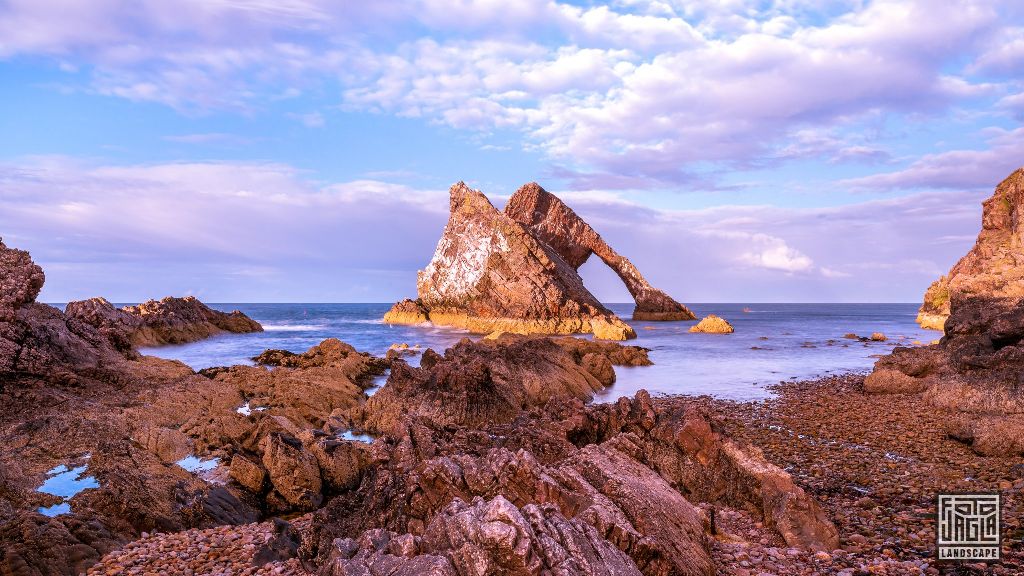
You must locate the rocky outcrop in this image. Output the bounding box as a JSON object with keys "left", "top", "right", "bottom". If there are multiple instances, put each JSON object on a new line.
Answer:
{"left": 915, "top": 168, "right": 1024, "bottom": 331}
{"left": 869, "top": 169, "right": 1024, "bottom": 455}
{"left": 382, "top": 298, "right": 429, "bottom": 325}
{"left": 65, "top": 297, "right": 142, "bottom": 354}
{"left": 689, "top": 314, "right": 734, "bottom": 334}
{"left": 385, "top": 182, "right": 636, "bottom": 340}
{"left": 307, "top": 390, "right": 838, "bottom": 576}
{"left": 351, "top": 335, "right": 646, "bottom": 435}
{"left": 66, "top": 295, "right": 263, "bottom": 348}
{"left": 505, "top": 182, "right": 695, "bottom": 322}
{"left": 121, "top": 296, "right": 263, "bottom": 346}
{"left": 0, "top": 239, "right": 127, "bottom": 384}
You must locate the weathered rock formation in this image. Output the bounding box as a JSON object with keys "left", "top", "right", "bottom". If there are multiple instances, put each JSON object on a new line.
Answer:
{"left": 67, "top": 294, "right": 263, "bottom": 348}
{"left": 915, "top": 168, "right": 1024, "bottom": 331}
{"left": 689, "top": 314, "right": 734, "bottom": 334}
{"left": 2, "top": 237, "right": 838, "bottom": 575}
{"left": 308, "top": 390, "right": 839, "bottom": 576}
{"left": 349, "top": 335, "right": 648, "bottom": 435}
{"left": 869, "top": 168, "right": 1024, "bottom": 456}
{"left": 385, "top": 182, "right": 645, "bottom": 340}
{"left": 505, "top": 182, "right": 695, "bottom": 321}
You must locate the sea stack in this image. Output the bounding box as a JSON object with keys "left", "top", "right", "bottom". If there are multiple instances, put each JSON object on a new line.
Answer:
{"left": 504, "top": 182, "right": 695, "bottom": 321}
{"left": 384, "top": 182, "right": 636, "bottom": 340}
{"left": 915, "top": 168, "right": 1024, "bottom": 331}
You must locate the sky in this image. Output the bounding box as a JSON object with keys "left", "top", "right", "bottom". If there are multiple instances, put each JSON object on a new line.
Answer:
{"left": 1, "top": 0, "right": 1022, "bottom": 304}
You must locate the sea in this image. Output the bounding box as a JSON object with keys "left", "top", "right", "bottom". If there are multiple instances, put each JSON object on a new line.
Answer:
{"left": 126, "top": 303, "right": 938, "bottom": 402}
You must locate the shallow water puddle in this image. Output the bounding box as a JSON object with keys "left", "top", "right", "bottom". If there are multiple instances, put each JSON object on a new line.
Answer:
{"left": 36, "top": 461, "right": 99, "bottom": 517}
{"left": 339, "top": 430, "right": 376, "bottom": 444}
{"left": 365, "top": 369, "right": 391, "bottom": 397}
{"left": 176, "top": 455, "right": 221, "bottom": 473}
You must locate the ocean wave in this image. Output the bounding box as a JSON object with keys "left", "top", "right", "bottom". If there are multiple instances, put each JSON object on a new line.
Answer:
{"left": 261, "top": 324, "right": 325, "bottom": 331}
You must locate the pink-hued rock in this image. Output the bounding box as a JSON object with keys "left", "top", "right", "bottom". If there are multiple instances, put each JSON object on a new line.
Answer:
{"left": 916, "top": 168, "right": 1024, "bottom": 331}
{"left": 386, "top": 182, "right": 635, "bottom": 340}
{"left": 121, "top": 296, "right": 263, "bottom": 346}
{"left": 505, "top": 182, "right": 695, "bottom": 322}
{"left": 873, "top": 168, "right": 1024, "bottom": 456}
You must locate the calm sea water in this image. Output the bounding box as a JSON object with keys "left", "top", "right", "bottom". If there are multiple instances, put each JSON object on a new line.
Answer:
{"left": 128, "top": 303, "right": 937, "bottom": 402}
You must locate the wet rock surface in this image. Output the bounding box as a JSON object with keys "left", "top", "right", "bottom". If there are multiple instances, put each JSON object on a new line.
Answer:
{"left": 384, "top": 181, "right": 637, "bottom": 340}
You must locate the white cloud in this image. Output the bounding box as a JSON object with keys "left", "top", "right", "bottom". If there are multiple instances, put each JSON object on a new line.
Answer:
{"left": 843, "top": 126, "right": 1024, "bottom": 190}
{"left": 0, "top": 0, "right": 1016, "bottom": 187}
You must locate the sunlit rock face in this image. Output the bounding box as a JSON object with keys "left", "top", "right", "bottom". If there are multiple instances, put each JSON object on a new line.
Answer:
{"left": 916, "top": 168, "right": 1024, "bottom": 332}
{"left": 505, "top": 181, "right": 694, "bottom": 322}
{"left": 386, "top": 181, "right": 636, "bottom": 340}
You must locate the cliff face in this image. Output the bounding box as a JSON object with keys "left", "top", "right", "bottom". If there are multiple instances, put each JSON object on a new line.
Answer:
{"left": 389, "top": 182, "right": 636, "bottom": 340}
{"left": 916, "top": 168, "right": 1024, "bottom": 331}
{"left": 869, "top": 168, "right": 1024, "bottom": 456}
{"left": 504, "top": 182, "right": 695, "bottom": 321}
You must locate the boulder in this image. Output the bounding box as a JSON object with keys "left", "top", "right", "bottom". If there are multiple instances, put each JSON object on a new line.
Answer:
{"left": 504, "top": 182, "right": 694, "bottom": 322}
{"left": 689, "top": 315, "right": 734, "bottom": 334}
{"left": 863, "top": 368, "right": 926, "bottom": 394}
{"left": 260, "top": 433, "right": 323, "bottom": 510}
{"left": 581, "top": 352, "right": 615, "bottom": 386}
{"left": 384, "top": 182, "right": 636, "bottom": 340}
{"left": 230, "top": 453, "right": 268, "bottom": 493}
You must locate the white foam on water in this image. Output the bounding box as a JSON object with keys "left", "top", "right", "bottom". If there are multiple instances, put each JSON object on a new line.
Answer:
{"left": 236, "top": 402, "right": 267, "bottom": 416}
{"left": 261, "top": 324, "right": 324, "bottom": 331}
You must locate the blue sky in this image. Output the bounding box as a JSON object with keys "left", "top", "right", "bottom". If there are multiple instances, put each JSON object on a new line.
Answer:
{"left": 1, "top": 0, "right": 1022, "bottom": 303}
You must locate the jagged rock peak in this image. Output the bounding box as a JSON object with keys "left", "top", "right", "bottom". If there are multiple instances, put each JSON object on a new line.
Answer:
{"left": 505, "top": 181, "right": 695, "bottom": 321}
{"left": 916, "top": 167, "right": 1024, "bottom": 331}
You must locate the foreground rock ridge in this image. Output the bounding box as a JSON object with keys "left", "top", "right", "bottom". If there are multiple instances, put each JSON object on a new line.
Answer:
{"left": 916, "top": 167, "right": 1024, "bottom": 331}
{"left": 386, "top": 181, "right": 638, "bottom": 340}
{"left": 504, "top": 182, "right": 695, "bottom": 321}
{"left": 66, "top": 295, "right": 263, "bottom": 348}
{"left": 1, "top": 237, "right": 845, "bottom": 576}
{"left": 869, "top": 167, "right": 1024, "bottom": 457}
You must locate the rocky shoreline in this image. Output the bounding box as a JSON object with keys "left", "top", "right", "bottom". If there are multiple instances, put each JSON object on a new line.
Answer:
{"left": 75, "top": 373, "right": 1023, "bottom": 576}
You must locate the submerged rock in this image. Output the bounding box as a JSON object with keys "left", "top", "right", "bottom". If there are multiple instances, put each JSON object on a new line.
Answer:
{"left": 689, "top": 314, "right": 734, "bottom": 334}
{"left": 915, "top": 168, "right": 1024, "bottom": 331}
{"left": 384, "top": 182, "right": 636, "bottom": 340}
{"left": 504, "top": 182, "right": 694, "bottom": 322}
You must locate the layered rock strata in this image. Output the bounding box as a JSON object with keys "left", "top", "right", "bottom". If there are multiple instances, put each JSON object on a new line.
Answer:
{"left": 385, "top": 182, "right": 644, "bottom": 340}
{"left": 504, "top": 182, "right": 694, "bottom": 321}
{"left": 915, "top": 168, "right": 1024, "bottom": 331}
{"left": 869, "top": 168, "right": 1024, "bottom": 456}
